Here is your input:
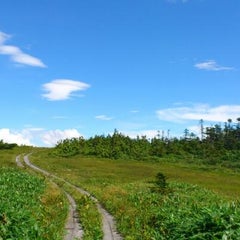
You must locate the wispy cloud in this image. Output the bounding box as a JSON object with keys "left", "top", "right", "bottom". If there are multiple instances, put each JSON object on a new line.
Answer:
{"left": 42, "top": 79, "right": 90, "bottom": 101}
{"left": 130, "top": 110, "right": 139, "bottom": 113}
{"left": 166, "top": 0, "right": 189, "bottom": 3}
{"left": 0, "top": 31, "right": 46, "bottom": 67}
{"left": 194, "top": 60, "right": 234, "bottom": 71}
{"left": 156, "top": 103, "right": 240, "bottom": 122}
{"left": 51, "top": 116, "right": 68, "bottom": 119}
{"left": 95, "top": 115, "right": 113, "bottom": 121}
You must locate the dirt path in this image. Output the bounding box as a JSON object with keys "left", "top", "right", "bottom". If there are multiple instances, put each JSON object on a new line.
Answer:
{"left": 16, "top": 155, "right": 24, "bottom": 168}
{"left": 16, "top": 154, "right": 83, "bottom": 239}
{"left": 64, "top": 192, "right": 83, "bottom": 240}
{"left": 23, "top": 154, "right": 122, "bottom": 240}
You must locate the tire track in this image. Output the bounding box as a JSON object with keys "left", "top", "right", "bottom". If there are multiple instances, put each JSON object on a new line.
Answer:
{"left": 16, "top": 154, "right": 24, "bottom": 168}
{"left": 64, "top": 192, "right": 83, "bottom": 240}
{"left": 16, "top": 154, "right": 83, "bottom": 240}
{"left": 23, "top": 154, "right": 122, "bottom": 240}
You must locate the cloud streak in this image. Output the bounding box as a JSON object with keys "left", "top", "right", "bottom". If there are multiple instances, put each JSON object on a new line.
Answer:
{"left": 194, "top": 60, "right": 233, "bottom": 71}
{"left": 42, "top": 79, "right": 90, "bottom": 101}
{"left": 95, "top": 115, "right": 113, "bottom": 121}
{"left": 156, "top": 104, "right": 240, "bottom": 123}
{"left": 0, "top": 31, "right": 46, "bottom": 67}
{"left": 166, "top": 0, "right": 189, "bottom": 3}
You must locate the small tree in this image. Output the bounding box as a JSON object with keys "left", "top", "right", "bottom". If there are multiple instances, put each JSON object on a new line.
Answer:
{"left": 151, "top": 172, "right": 169, "bottom": 194}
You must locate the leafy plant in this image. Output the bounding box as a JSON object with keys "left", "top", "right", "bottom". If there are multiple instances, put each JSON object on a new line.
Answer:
{"left": 0, "top": 168, "right": 68, "bottom": 239}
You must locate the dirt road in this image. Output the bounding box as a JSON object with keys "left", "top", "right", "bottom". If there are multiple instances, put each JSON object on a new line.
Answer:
{"left": 22, "top": 154, "right": 122, "bottom": 240}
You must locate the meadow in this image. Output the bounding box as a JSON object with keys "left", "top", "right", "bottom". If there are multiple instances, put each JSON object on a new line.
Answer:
{"left": 30, "top": 149, "right": 240, "bottom": 239}
{"left": 1, "top": 145, "right": 240, "bottom": 239}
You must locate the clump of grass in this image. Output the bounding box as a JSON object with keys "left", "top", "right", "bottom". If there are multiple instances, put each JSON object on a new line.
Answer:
{"left": 52, "top": 177, "right": 103, "bottom": 240}
{"left": 39, "top": 182, "right": 69, "bottom": 239}
{"left": 76, "top": 195, "right": 103, "bottom": 240}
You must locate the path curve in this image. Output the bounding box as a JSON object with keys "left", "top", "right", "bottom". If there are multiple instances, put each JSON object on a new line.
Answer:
{"left": 23, "top": 154, "right": 122, "bottom": 240}
{"left": 16, "top": 155, "right": 24, "bottom": 168}
{"left": 16, "top": 154, "right": 83, "bottom": 240}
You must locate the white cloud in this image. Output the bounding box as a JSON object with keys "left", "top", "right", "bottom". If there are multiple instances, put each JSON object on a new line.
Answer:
{"left": 0, "top": 127, "right": 83, "bottom": 147}
{"left": 42, "top": 79, "right": 90, "bottom": 101}
{"left": 0, "top": 31, "right": 46, "bottom": 67}
{"left": 194, "top": 60, "right": 233, "bottom": 71}
{"left": 0, "top": 128, "right": 33, "bottom": 146}
{"left": 95, "top": 115, "right": 113, "bottom": 121}
{"left": 42, "top": 129, "right": 82, "bottom": 146}
{"left": 0, "top": 31, "right": 10, "bottom": 44}
{"left": 156, "top": 104, "right": 240, "bottom": 123}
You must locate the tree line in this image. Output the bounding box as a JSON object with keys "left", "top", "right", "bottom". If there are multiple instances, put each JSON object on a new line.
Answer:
{"left": 53, "top": 118, "right": 240, "bottom": 168}
{"left": 0, "top": 140, "right": 17, "bottom": 150}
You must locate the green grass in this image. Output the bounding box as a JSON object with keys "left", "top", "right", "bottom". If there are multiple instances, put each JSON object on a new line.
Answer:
{"left": 100, "top": 181, "right": 240, "bottom": 239}
{"left": 0, "top": 168, "right": 68, "bottom": 239}
{"left": 30, "top": 149, "right": 240, "bottom": 239}
{"left": 31, "top": 151, "right": 240, "bottom": 200}
{"left": 0, "top": 149, "right": 68, "bottom": 239}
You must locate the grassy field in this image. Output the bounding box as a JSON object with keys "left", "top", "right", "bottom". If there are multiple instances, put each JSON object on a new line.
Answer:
{"left": 0, "top": 148, "right": 68, "bottom": 239}
{"left": 30, "top": 149, "right": 240, "bottom": 239}
{"left": 31, "top": 150, "right": 240, "bottom": 199}
{"left": 1, "top": 147, "right": 240, "bottom": 239}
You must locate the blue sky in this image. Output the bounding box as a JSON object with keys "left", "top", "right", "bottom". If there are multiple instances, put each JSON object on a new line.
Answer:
{"left": 0, "top": 0, "right": 240, "bottom": 146}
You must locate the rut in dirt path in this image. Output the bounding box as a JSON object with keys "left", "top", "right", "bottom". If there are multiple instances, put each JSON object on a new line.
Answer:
{"left": 16, "top": 154, "right": 83, "bottom": 240}
{"left": 23, "top": 154, "right": 123, "bottom": 240}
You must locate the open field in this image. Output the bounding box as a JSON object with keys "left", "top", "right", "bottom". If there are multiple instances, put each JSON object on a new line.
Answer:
{"left": 1, "top": 147, "right": 240, "bottom": 239}
{"left": 30, "top": 148, "right": 240, "bottom": 239}
{"left": 31, "top": 150, "right": 240, "bottom": 200}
